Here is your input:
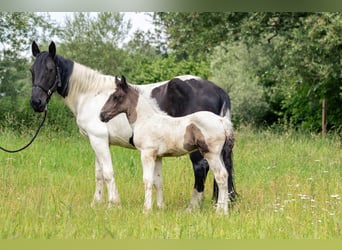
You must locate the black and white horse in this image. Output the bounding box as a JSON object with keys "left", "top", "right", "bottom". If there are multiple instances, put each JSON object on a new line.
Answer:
{"left": 29, "top": 41, "right": 236, "bottom": 209}
{"left": 100, "top": 76, "right": 234, "bottom": 214}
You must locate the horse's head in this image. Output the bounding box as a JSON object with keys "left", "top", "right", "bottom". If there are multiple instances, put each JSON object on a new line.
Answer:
{"left": 100, "top": 75, "right": 131, "bottom": 123}
{"left": 30, "top": 41, "right": 60, "bottom": 112}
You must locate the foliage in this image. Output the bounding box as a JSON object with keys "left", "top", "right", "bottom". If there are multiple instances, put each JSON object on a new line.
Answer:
{"left": 210, "top": 43, "right": 269, "bottom": 126}
{"left": 0, "top": 12, "right": 57, "bottom": 129}
{"left": 127, "top": 52, "right": 210, "bottom": 84}
{"left": 268, "top": 13, "right": 342, "bottom": 131}
{"left": 153, "top": 12, "right": 249, "bottom": 59}
{"left": 155, "top": 12, "right": 342, "bottom": 131}
{"left": 1, "top": 12, "right": 341, "bottom": 133}
{"left": 58, "top": 12, "right": 131, "bottom": 76}
{"left": 58, "top": 13, "right": 210, "bottom": 84}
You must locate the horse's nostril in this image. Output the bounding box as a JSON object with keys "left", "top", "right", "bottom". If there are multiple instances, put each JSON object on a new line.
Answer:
{"left": 31, "top": 99, "right": 41, "bottom": 106}
{"left": 100, "top": 113, "right": 105, "bottom": 121}
{"left": 100, "top": 112, "right": 109, "bottom": 122}
{"left": 30, "top": 98, "right": 45, "bottom": 112}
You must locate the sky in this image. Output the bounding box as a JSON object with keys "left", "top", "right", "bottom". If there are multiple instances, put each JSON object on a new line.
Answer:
{"left": 0, "top": 12, "right": 155, "bottom": 58}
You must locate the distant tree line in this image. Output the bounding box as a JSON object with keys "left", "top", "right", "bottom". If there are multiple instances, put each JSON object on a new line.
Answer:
{"left": 0, "top": 12, "right": 341, "bottom": 133}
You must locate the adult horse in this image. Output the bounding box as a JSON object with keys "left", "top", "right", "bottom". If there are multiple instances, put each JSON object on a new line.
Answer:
{"left": 29, "top": 41, "right": 236, "bottom": 209}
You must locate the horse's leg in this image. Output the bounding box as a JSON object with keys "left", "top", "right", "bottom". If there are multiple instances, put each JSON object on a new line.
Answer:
{"left": 222, "top": 141, "right": 237, "bottom": 202}
{"left": 91, "top": 157, "right": 104, "bottom": 206}
{"left": 154, "top": 157, "right": 164, "bottom": 209}
{"left": 222, "top": 136, "right": 236, "bottom": 202}
{"left": 88, "top": 134, "right": 121, "bottom": 207}
{"left": 205, "top": 153, "right": 228, "bottom": 214}
{"left": 213, "top": 134, "right": 236, "bottom": 203}
{"left": 140, "top": 150, "right": 156, "bottom": 213}
{"left": 187, "top": 151, "right": 209, "bottom": 211}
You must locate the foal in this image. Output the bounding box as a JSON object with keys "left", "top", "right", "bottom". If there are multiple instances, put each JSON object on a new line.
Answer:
{"left": 100, "top": 76, "right": 234, "bottom": 214}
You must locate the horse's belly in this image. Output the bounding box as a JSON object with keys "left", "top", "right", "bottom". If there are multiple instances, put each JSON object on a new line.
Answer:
{"left": 158, "top": 147, "right": 190, "bottom": 157}
{"left": 155, "top": 136, "right": 191, "bottom": 157}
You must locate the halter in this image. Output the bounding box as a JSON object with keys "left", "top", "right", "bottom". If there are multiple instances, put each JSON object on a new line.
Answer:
{"left": 32, "top": 58, "right": 62, "bottom": 102}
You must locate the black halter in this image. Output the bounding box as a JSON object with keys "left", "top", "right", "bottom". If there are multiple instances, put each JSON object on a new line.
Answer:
{"left": 32, "top": 57, "right": 62, "bottom": 102}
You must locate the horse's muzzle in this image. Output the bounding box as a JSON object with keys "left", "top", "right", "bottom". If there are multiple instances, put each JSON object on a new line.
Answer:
{"left": 30, "top": 98, "right": 46, "bottom": 113}
{"left": 100, "top": 112, "right": 110, "bottom": 123}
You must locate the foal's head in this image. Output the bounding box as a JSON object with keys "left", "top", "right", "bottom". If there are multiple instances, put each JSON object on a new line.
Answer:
{"left": 100, "top": 76, "right": 138, "bottom": 123}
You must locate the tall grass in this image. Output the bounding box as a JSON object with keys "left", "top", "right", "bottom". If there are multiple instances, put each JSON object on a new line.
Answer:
{"left": 0, "top": 128, "right": 341, "bottom": 239}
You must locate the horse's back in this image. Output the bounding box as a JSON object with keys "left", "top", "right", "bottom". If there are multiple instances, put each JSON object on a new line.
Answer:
{"left": 188, "top": 111, "right": 227, "bottom": 134}
{"left": 150, "top": 76, "right": 230, "bottom": 117}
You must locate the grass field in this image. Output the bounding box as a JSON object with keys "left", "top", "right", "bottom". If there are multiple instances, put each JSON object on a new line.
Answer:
{"left": 0, "top": 127, "right": 341, "bottom": 239}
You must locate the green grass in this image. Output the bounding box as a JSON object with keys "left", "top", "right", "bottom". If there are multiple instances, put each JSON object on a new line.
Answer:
{"left": 0, "top": 128, "right": 341, "bottom": 239}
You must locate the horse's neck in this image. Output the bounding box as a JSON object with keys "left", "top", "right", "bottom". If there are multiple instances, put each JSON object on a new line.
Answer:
{"left": 129, "top": 91, "right": 162, "bottom": 129}
{"left": 64, "top": 62, "right": 116, "bottom": 114}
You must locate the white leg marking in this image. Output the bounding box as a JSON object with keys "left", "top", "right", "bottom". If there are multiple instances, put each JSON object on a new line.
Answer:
{"left": 89, "top": 135, "right": 121, "bottom": 207}
{"left": 141, "top": 150, "right": 156, "bottom": 213}
{"left": 206, "top": 154, "right": 229, "bottom": 215}
{"left": 154, "top": 158, "right": 164, "bottom": 209}
{"left": 91, "top": 157, "right": 104, "bottom": 207}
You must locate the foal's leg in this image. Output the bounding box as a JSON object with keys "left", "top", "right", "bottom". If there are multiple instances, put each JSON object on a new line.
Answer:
{"left": 88, "top": 134, "right": 121, "bottom": 207}
{"left": 154, "top": 157, "right": 164, "bottom": 209}
{"left": 205, "top": 153, "right": 229, "bottom": 214}
{"left": 141, "top": 150, "right": 157, "bottom": 213}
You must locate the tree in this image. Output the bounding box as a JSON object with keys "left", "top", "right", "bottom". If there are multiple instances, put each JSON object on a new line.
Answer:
{"left": 258, "top": 13, "right": 342, "bottom": 131}
{"left": 154, "top": 12, "right": 342, "bottom": 131}
{"left": 0, "top": 12, "right": 56, "bottom": 129}
{"left": 58, "top": 12, "right": 131, "bottom": 76}
{"left": 210, "top": 42, "right": 270, "bottom": 126}
{"left": 153, "top": 12, "right": 248, "bottom": 60}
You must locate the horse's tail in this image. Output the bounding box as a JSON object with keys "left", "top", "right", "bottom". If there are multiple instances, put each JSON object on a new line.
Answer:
{"left": 221, "top": 108, "right": 238, "bottom": 202}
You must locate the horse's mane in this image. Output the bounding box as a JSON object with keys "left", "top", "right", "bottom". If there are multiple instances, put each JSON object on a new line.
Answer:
{"left": 68, "top": 62, "right": 116, "bottom": 97}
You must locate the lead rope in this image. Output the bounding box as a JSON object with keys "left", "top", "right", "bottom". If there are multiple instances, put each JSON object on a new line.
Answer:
{"left": 0, "top": 109, "right": 47, "bottom": 153}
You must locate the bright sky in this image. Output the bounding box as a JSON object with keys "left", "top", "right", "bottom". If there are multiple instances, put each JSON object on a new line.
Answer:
{"left": 0, "top": 13, "right": 155, "bottom": 58}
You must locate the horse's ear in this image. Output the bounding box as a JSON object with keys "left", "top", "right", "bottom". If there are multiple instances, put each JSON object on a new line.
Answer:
{"left": 32, "top": 41, "right": 40, "bottom": 57}
{"left": 48, "top": 41, "right": 56, "bottom": 58}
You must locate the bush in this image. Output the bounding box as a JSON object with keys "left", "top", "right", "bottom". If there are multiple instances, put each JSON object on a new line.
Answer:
{"left": 0, "top": 94, "right": 77, "bottom": 136}
{"left": 210, "top": 43, "right": 269, "bottom": 127}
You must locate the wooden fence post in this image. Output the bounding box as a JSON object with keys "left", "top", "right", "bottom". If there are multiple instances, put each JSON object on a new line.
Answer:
{"left": 322, "top": 99, "right": 327, "bottom": 136}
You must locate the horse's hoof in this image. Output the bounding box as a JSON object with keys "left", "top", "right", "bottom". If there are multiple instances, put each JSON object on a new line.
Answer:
{"left": 107, "top": 202, "right": 122, "bottom": 210}
{"left": 90, "top": 199, "right": 103, "bottom": 208}
{"left": 215, "top": 207, "right": 228, "bottom": 215}
{"left": 143, "top": 207, "right": 152, "bottom": 215}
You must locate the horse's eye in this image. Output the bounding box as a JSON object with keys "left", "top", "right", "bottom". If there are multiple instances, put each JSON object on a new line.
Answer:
{"left": 45, "top": 67, "right": 54, "bottom": 74}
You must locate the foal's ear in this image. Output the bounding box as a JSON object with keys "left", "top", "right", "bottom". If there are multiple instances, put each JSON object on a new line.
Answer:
{"left": 115, "top": 76, "right": 120, "bottom": 85}
{"left": 120, "top": 75, "right": 129, "bottom": 92}
{"left": 32, "top": 41, "right": 40, "bottom": 57}
{"left": 48, "top": 41, "right": 56, "bottom": 58}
